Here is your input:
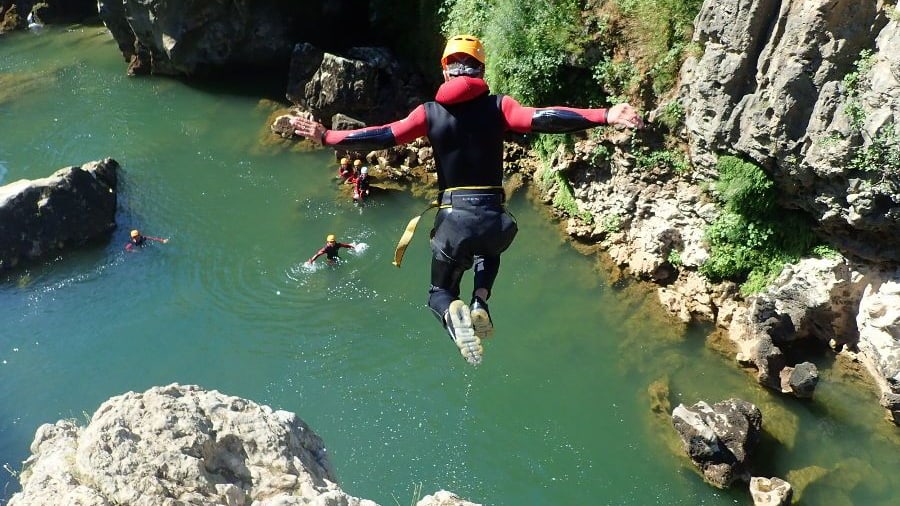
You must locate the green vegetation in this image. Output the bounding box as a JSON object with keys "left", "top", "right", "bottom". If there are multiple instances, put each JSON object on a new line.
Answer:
{"left": 699, "top": 156, "right": 819, "bottom": 295}
{"left": 838, "top": 50, "right": 899, "bottom": 190}
{"left": 608, "top": 0, "right": 705, "bottom": 99}
{"left": 535, "top": 133, "right": 594, "bottom": 224}
{"left": 667, "top": 248, "right": 683, "bottom": 267}
{"left": 439, "top": 0, "right": 704, "bottom": 107}
{"left": 601, "top": 212, "right": 622, "bottom": 233}
{"left": 849, "top": 126, "right": 900, "bottom": 178}
{"left": 656, "top": 100, "right": 684, "bottom": 130}
{"left": 812, "top": 244, "right": 841, "bottom": 259}
{"left": 633, "top": 146, "right": 690, "bottom": 174}
{"left": 841, "top": 49, "right": 875, "bottom": 131}
{"left": 441, "top": 0, "right": 601, "bottom": 106}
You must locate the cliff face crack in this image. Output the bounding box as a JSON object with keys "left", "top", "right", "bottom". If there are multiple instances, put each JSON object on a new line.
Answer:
{"left": 203, "top": 434, "right": 253, "bottom": 489}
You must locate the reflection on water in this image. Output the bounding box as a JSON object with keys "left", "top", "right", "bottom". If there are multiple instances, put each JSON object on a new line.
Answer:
{"left": 0, "top": 26, "right": 898, "bottom": 506}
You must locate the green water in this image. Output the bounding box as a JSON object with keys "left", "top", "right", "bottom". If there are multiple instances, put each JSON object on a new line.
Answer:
{"left": 1, "top": 27, "right": 898, "bottom": 505}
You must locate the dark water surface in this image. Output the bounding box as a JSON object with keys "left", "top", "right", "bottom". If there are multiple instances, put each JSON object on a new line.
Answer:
{"left": 1, "top": 27, "right": 897, "bottom": 505}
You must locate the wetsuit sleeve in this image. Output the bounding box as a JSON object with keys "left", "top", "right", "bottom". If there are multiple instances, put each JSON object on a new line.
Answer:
{"left": 309, "top": 248, "right": 326, "bottom": 262}
{"left": 324, "top": 105, "right": 428, "bottom": 150}
{"left": 501, "top": 96, "right": 608, "bottom": 134}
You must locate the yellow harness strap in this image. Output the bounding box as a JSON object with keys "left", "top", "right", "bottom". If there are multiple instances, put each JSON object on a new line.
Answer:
{"left": 392, "top": 201, "right": 438, "bottom": 267}
{"left": 391, "top": 185, "right": 504, "bottom": 268}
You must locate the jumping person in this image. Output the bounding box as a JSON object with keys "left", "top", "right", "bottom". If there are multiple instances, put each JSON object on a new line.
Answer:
{"left": 125, "top": 229, "right": 169, "bottom": 252}
{"left": 290, "top": 35, "right": 643, "bottom": 365}
{"left": 308, "top": 234, "right": 354, "bottom": 265}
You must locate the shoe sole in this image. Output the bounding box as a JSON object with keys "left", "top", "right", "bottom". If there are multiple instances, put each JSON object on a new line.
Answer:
{"left": 471, "top": 307, "right": 494, "bottom": 339}
{"left": 447, "top": 300, "right": 482, "bottom": 365}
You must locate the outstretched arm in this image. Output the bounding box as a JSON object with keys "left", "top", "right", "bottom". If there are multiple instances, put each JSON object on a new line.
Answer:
{"left": 145, "top": 236, "right": 169, "bottom": 244}
{"left": 339, "top": 242, "right": 355, "bottom": 250}
{"left": 308, "top": 248, "right": 325, "bottom": 264}
{"left": 290, "top": 106, "right": 428, "bottom": 151}
{"left": 501, "top": 96, "right": 644, "bottom": 134}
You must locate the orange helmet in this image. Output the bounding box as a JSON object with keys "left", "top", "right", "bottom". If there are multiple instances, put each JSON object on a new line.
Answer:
{"left": 130, "top": 229, "right": 140, "bottom": 238}
{"left": 441, "top": 35, "right": 486, "bottom": 67}
{"left": 353, "top": 159, "right": 362, "bottom": 167}
{"left": 340, "top": 157, "right": 349, "bottom": 165}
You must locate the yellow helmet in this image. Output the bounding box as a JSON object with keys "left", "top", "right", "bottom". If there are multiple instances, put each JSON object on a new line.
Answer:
{"left": 353, "top": 159, "right": 362, "bottom": 167}
{"left": 340, "top": 157, "right": 349, "bottom": 165}
{"left": 130, "top": 229, "right": 140, "bottom": 238}
{"left": 326, "top": 234, "right": 336, "bottom": 242}
{"left": 441, "top": 35, "right": 486, "bottom": 67}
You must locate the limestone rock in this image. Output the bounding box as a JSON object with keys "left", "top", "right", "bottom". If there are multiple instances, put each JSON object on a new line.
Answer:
{"left": 417, "top": 490, "right": 481, "bottom": 506}
{"left": 97, "top": 1, "right": 367, "bottom": 76}
{"left": 680, "top": 0, "right": 899, "bottom": 262}
{"left": 9, "top": 384, "right": 477, "bottom": 505}
{"left": 749, "top": 476, "right": 792, "bottom": 506}
{"left": 9, "top": 384, "right": 375, "bottom": 506}
{"left": 286, "top": 44, "right": 426, "bottom": 127}
{"left": 671, "top": 399, "right": 762, "bottom": 488}
{"left": 856, "top": 270, "right": 900, "bottom": 423}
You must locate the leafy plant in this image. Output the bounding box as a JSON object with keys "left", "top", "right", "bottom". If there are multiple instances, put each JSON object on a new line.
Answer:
{"left": 656, "top": 100, "right": 685, "bottom": 130}
{"left": 667, "top": 249, "right": 683, "bottom": 267}
{"left": 634, "top": 147, "right": 690, "bottom": 174}
{"left": 812, "top": 244, "right": 841, "bottom": 259}
{"left": 714, "top": 155, "right": 774, "bottom": 216}
{"left": 601, "top": 213, "right": 623, "bottom": 233}
{"left": 842, "top": 49, "right": 875, "bottom": 130}
{"left": 699, "top": 156, "right": 817, "bottom": 295}
{"left": 612, "top": 0, "right": 705, "bottom": 96}
{"left": 849, "top": 124, "right": 900, "bottom": 179}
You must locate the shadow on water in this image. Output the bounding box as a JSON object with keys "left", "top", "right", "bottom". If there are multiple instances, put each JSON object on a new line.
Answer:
{"left": 175, "top": 64, "right": 292, "bottom": 103}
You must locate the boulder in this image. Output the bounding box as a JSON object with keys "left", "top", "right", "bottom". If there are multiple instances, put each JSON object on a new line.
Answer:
{"left": 749, "top": 476, "right": 793, "bottom": 506}
{"left": 96, "top": 1, "right": 369, "bottom": 76}
{"left": 417, "top": 490, "right": 481, "bottom": 506}
{"left": 9, "top": 384, "right": 475, "bottom": 506}
{"left": 0, "top": 159, "right": 118, "bottom": 271}
{"left": 286, "top": 44, "right": 427, "bottom": 127}
{"left": 671, "top": 399, "right": 762, "bottom": 488}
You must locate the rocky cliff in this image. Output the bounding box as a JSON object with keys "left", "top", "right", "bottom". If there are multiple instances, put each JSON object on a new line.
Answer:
{"left": 680, "top": 0, "right": 898, "bottom": 263}
{"left": 8, "top": 384, "right": 478, "bottom": 506}
{"left": 536, "top": 1, "right": 900, "bottom": 423}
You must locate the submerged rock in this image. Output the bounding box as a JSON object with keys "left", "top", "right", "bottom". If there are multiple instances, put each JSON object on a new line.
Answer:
{"left": 671, "top": 398, "right": 762, "bottom": 489}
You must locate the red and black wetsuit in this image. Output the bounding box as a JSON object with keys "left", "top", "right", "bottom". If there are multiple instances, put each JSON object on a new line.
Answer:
{"left": 339, "top": 165, "right": 355, "bottom": 183}
{"left": 354, "top": 174, "right": 371, "bottom": 201}
{"left": 125, "top": 235, "right": 166, "bottom": 252}
{"left": 310, "top": 242, "right": 353, "bottom": 263}
{"left": 320, "top": 76, "right": 610, "bottom": 318}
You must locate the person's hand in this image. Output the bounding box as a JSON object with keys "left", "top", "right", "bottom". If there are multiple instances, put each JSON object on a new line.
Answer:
{"left": 289, "top": 116, "right": 326, "bottom": 145}
{"left": 163, "top": 239, "right": 170, "bottom": 244}
{"left": 607, "top": 103, "right": 644, "bottom": 129}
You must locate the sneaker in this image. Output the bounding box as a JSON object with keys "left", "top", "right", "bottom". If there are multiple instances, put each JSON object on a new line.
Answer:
{"left": 444, "top": 299, "right": 482, "bottom": 365}
{"left": 470, "top": 296, "right": 494, "bottom": 339}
